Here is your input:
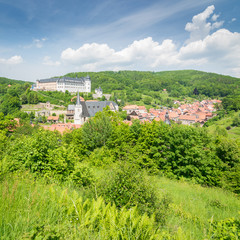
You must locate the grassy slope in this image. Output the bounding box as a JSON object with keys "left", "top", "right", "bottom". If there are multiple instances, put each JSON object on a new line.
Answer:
{"left": 207, "top": 111, "right": 240, "bottom": 140}
{"left": 155, "top": 176, "right": 240, "bottom": 239}
{"left": 1, "top": 173, "right": 239, "bottom": 240}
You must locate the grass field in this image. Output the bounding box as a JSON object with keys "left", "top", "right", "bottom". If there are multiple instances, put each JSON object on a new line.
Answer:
{"left": 1, "top": 172, "right": 239, "bottom": 239}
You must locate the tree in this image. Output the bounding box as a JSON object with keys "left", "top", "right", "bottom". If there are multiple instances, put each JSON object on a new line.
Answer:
{"left": 82, "top": 111, "right": 113, "bottom": 151}
{"left": 143, "top": 96, "right": 152, "bottom": 105}
{"left": 21, "top": 94, "right": 28, "bottom": 104}
{"left": 232, "top": 115, "right": 240, "bottom": 127}
{"left": 193, "top": 87, "right": 199, "bottom": 95}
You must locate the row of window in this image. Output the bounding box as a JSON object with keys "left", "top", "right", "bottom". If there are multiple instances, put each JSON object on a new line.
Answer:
{"left": 88, "top": 106, "right": 100, "bottom": 109}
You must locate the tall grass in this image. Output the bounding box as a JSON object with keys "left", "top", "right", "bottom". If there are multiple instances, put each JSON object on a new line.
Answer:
{"left": 1, "top": 172, "right": 239, "bottom": 239}
{"left": 154, "top": 176, "right": 240, "bottom": 239}
{"left": 0, "top": 173, "right": 168, "bottom": 239}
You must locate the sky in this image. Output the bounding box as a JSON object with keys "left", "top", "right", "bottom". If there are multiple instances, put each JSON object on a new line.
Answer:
{"left": 0, "top": 0, "right": 240, "bottom": 82}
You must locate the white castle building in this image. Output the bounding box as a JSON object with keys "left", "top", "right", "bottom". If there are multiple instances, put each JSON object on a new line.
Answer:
{"left": 34, "top": 76, "right": 91, "bottom": 93}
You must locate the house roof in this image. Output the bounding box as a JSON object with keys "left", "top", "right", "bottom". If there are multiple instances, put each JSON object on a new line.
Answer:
{"left": 85, "top": 101, "right": 118, "bottom": 117}
{"left": 68, "top": 105, "right": 75, "bottom": 111}
{"left": 81, "top": 101, "right": 91, "bottom": 117}
{"left": 42, "top": 123, "right": 81, "bottom": 134}
{"left": 68, "top": 101, "right": 118, "bottom": 118}
{"left": 122, "top": 105, "right": 139, "bottom": 110}
{"left": 178, "top": 115, "right": 197, "bottom": 121}
{"left": 47, "top": 116, "right": 59, "bottom": 121}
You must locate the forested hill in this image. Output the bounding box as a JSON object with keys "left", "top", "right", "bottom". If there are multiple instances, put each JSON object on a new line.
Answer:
{"left": 0, "top": 77, "right": 31, "bottom": 85}
{"left": 65, "top": 70, "right": 240, "bottom": 99}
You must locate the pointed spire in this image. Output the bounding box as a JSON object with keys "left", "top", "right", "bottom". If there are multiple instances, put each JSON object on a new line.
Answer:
{"left": 76, "top": 91, "right": 81, "bottom": 105}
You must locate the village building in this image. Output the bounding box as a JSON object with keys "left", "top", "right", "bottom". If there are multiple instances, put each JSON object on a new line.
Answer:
{"left": 65, "top": 92, "right": 119, "bottom": 124}
{"left": 33, "top": 76, "right": 91, "bottom": 93}
{"left": 47, "top": 116, "right": 59, "bottom": 123}
{"left": 93, "top": 86, "right": 103, "bottom": 98}
{"left": 92, "top": 86, "right": 112, "bottom": 100}
{"left": 122, "top": 105, "right": 147, "bottom": 114}
{"left": 123, "top": 99, "right": 219, "bottom": 126}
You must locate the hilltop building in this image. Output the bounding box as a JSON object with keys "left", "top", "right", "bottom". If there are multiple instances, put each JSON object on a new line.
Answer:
{"left": 92, "top": 86, "right": 111, "bottom": 100}
{"left": 93, "top": 86, "right": 103, "bottom": 98}
{"left": 34, "top": 76, "right": 91, "bottom": 93}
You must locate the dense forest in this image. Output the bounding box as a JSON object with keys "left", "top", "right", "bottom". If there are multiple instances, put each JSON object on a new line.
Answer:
{"left": 65, "top": 70, "right": 240, "bottom": 106}
{"left": 0, "top": 71, "right": 240, "bottom": 239}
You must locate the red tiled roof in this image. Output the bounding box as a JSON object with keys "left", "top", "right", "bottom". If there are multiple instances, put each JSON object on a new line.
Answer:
{"left": 169, "top": 112, "right": 179, "bottom": 118}
{"left": 47, "top": 116, "right": 59, "bottom": 121}
{"left": 178, "top": 115, "right": 197, "bottom": 121}
{"left": 138, "top": 106, "right": 147, "bottom": 110}
{"left": 43, "top": 123, "right": 81, "bottom": 134}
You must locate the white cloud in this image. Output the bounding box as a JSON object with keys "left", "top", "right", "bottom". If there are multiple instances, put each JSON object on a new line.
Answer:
{"left": 0, "top": 55, "right": 23, "bottom": 64}
{"left": 43, "top": 56, "right": 61, "bottom": 66}
{"left": 211, "top": 14, "right": 219, "bottom": 21}
{"left": 179, "top": 29, "right": 240, "bottom": 75}
{"left": 24, "top": 38, "right": 47, "bottom": 49}
{"left": 185, "top": 5, "right": 224, "bottom": 43}
{"left": 60, "top": 23, "right": 240, "bottom": 77}
{"left": 231, "top": 18, "right": 236, "bottom": 22}
{"left": 33, "top": 38, "right": 47, "bottom": 48}
{"left": 61, "top": 37, "right": 180, "bottom": 70}
{"left": 61, "top": 43, "right": 115, "bottom": 65}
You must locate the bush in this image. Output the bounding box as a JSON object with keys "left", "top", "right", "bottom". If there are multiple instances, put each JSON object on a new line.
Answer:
{"left": 97, "top": 162, "right": 171, "bottom": 223}
{"left": 70, "top": 163, "right": 95, "bottom": 187}
{"left": 232, "top": 116, "right": 240, "bottom": 127}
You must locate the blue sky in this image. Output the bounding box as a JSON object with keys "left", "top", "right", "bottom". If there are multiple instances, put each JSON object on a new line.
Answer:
{"left": 0, "top": 0, "right": 240, "bottom": 81}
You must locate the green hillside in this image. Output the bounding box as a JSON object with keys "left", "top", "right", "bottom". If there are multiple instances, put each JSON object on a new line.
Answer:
{"left": 65, "top": 70, "right": 240, "bottom": 105}
{"left": 0, "top": 76, "right": 32, "bottom": 85}
{"left": 205, "top": 110, "right": 240, "bottom": 140}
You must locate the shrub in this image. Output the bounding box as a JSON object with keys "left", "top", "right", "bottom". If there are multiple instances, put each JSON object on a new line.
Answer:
{"left": 232, "top": 116, "right": 240, "bottom": 127}
{"left": 97, "top": 162, "right": 171, "bottom": 223}
{"left": 70, "top": 163, "right": 95, "bottom": 187}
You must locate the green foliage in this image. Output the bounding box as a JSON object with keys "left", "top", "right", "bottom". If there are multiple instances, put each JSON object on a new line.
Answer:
{"left": 97, "top": 163, "right": 170, "bottom": 223}
{"left": 66, "top": 70, "right": 240, "bottom": 105}
{"left": 70, "top": 163, "right": 95, "bottom": 187}
{"left": 82, "top": 110, "right": 113, "bottom": 151}
{"left": 207, "top": 217, "right": 240, "bottom": 239}
{"left": 232, "top": 115, "right": 240, "bottom": 127}
{"left": 1, "top": 130, "right": 62, "bottom": 176}
{"left": 88, "top": 146, "right": 114, "bottom": 166}
{"left": 222, "top": 96, "right": 240, "bottom": 112}
{"left": 0, "top": 174, "right": 169, "bottom": 240}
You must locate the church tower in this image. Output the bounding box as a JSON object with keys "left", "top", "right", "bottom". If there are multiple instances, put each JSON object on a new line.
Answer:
{"left": 164, "top": 111, "right": 171, "bottom": 126}
{"left": 74, "top": 92, "right": 83, "bottom": 124}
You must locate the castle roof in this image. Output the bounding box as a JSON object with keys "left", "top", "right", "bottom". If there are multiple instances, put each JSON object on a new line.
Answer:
{"left": 37, "top": 76, "right": 91, "bottom": 84}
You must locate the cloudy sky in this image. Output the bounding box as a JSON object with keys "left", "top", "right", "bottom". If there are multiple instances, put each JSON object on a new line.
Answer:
{"left": 0, "top": 0, "right": 239, "bottom": 82}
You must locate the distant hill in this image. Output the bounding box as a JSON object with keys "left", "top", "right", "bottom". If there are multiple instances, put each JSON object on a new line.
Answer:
{"left": 0, "top": 77, "right": 33, "bottom": 85}
{"left": 64, "top": 70, "right": 240, "bottom": 100}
